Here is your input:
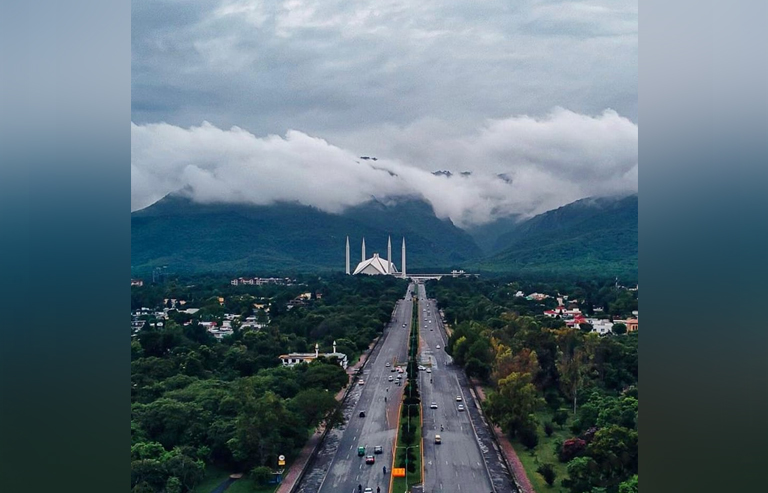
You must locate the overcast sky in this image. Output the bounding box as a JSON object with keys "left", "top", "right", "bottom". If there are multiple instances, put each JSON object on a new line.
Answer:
{"left": 132, "top": 0, "right": 637, "bottom": 226}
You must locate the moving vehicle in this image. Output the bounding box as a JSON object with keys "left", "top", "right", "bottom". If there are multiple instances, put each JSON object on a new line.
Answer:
{"left": 434, "top": 434, "right": 441, "bottom": 444}
{"left": 436, "top": 345, "right": 441, "bottom": 349}
{"left": 388, "top": 375, "right": 393, "bottom": 382}
{"left": 430, "top": 402, "right": 437, "bottom": 409}
{"left": 426, "top": 368, "right": 431, "bottom": 373}
{"left": 364, "top": 488, "right": 373, "bottom": 493}
{"left": 385, "top": 362, "right": 391, "bottom": 367}
{"left": 359, "top": 411, "right": 366, "bottom": 417}
{"left": 359, "top": 380, "right": 365, "bottom": 385}
{"left": 365, "top": 455, "right": 375, "bottom": 464}
{"left": 458, "top": 404, "right": 465, "bottom": 412}
{"left": 456, "top": 396, "right": 462, "bottom": 401}
{"left": 358, "top": 446, "right": 366, "bottom": 456}
{"left": 374, "top": 445, "right": 383, "bottom": 454}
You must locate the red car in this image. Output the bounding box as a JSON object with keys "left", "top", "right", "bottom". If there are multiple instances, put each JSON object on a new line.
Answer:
{"left": 365, "top": 455, "right": 375, "bottom": 464}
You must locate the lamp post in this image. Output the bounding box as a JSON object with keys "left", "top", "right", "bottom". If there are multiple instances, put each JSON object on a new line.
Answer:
{"left": 403, "top": 403, "right": 419, "bottom": 433}
{"left": 395, "top": 444, "right": 419, "bottom": 493}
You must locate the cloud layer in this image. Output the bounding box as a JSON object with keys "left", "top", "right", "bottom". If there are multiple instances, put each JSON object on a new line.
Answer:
{"left": 131, "top": 108, "right": 637, "bottom": 228}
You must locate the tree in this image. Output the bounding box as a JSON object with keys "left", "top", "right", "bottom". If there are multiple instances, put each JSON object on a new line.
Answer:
{"left": 553, "top": 408, "right": 569, "bottom": 429}
{"left": 618, "top": 475, "right": 638, "bottom": 493}
{"left": 536, "top": 463, "right": 557, "bottom": 486}
{"left": 485, "top": 372, "right": 544, "bottom": 438}
{"left": 165, "top": 476, "right": 182, "bottom": 493}
{"left": 612, "top": 323, "right": 627, "bottom": 335}
{"left": 544, "top": 421, "right": 554, "bottom": 437}
{"left": 579, "top": 323, "right": 594, "bottom": 333}
{"left": 563, "top": 456, "right": 598, "bottom": 493}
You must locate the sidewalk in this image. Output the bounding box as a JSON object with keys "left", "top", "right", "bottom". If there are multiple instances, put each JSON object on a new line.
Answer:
{"left": 274, "top": 338, "right": 378, "bottom": 493}
{"left": 472, "top": 382, "right": 536, "bottom": 493}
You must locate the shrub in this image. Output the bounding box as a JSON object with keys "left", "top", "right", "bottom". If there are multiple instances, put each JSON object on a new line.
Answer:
{"left": 536, "top": 463, "right": 557, "bottom": 486}
{"left": 519, "top": 425, "right": 539, "bottom": 450}
{"left": 250, "top": 466, "right": 272, "bottom": 486}
{"left": 558, "top": 437, "right": 586, "bottom": 462}
{"left": 553, "top": 408, "right": 569, "bottom": 428}
{"left": 544, "top": 422, "right": 554, "bottom": 437}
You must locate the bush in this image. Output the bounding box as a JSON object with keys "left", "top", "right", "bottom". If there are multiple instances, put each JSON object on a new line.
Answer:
{"left": 553, "top": 408, "right": 569, "bottom": 428}
{"left": 519, "top": 425, "right": 539, "bottom": 450}
{"left": 250, "top": 466, "right": 272, "bottom": 486}
{"left": 544, "top": 421, "right": 554, "bottom": 437}
{"left": 558, "top": 437, "right": 586, "bottom": 462}
{"left": 536, "top": 463, "right": 557, "bottom": 486}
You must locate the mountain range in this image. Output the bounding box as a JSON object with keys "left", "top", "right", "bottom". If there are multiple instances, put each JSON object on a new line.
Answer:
{"left": 131, "top": 193, "right": 637, "bottom": 278}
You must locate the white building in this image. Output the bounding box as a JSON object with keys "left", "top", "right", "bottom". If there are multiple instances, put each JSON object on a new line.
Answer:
{"left": 279, "top": 342, "right": 349, "bottom": 369}
{"left": 347, "top": 236, "right": 407, "bottom": 277}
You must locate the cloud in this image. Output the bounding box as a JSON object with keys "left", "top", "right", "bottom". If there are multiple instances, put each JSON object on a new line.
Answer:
{"left": 132, "top": 108, "right": 637, "bottom": 228}
{"left": 131, "top": 0, "right": 637, "bottom": 138}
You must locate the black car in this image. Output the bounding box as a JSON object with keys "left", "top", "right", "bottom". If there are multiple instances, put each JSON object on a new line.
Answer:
{"left": 359, "top": 411, "right": 366, "bottom": 417}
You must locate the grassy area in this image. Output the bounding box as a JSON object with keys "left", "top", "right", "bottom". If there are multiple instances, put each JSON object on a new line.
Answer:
{"left": 192, "top": 465, "right": 231, "bottom": 493}
{"left": 509, "top": 409, "right": 572, "bottom": 493}
{"left": 227, "top": 479, "right": 277, "bottom": 493}
{"left": 192, "top": 465, "right": 278, "bottom": 493}
{"left": 391, "top": 418, "right": 422, "bottom": 493}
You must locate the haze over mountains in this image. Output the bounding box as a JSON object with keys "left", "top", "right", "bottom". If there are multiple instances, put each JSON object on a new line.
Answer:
{"left": 131, "top": 192, "right": 637, "bottom": 278}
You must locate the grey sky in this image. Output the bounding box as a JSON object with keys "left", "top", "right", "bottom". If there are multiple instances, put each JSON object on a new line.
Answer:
{"left": 132, "top": 0, "right": 637, "bottom": 224}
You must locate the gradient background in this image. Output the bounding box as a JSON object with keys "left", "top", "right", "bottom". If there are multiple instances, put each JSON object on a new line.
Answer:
{"left": 0, "top": 1, "right": 766, "bottom": 492}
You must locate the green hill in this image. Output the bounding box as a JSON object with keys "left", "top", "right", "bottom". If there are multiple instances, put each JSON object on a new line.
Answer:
{"left": 130, "top": 195, "right": 482, "bottom": 275}
{"left": 475, "top": 194, "right": 638, "bottom": 278}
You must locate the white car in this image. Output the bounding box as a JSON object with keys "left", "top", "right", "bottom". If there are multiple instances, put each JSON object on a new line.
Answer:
{"left": 430, "top": 402, "right": 438, "bottom": 409}
{"left": 418, "top": 365, "right": 425, "bottom": 371}
{"left": 388, "top": 375, "right": 394, "bottom": 382}
{"left": 456, "top": 396, "right": 462, "bottom": 401}
{"left": 436, "top": 345, "right": 441, "bottom": 349}
{"left": 386, "top": 362, "right": 391, "bottom": 367}
{"left": 458, "top": 404, "right": 465, "bottom": 411}
{"left": 359, "top": 380, "right": 365, "bottom": 385}
{"left": 364, "top": 488, "right": 373, "bottom": 493}
{"left": 426, "top": 368, "right": 431, "bottom": 373}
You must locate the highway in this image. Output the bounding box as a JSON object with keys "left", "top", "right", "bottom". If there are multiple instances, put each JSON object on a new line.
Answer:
{"left": 299, "top": 284, "right": 415, "bottom": 493}
{"left": 417, "top": 283, "right": 518, "bottom": 493}
{"left": 297, "top": 282, "right": 517, "bottom": 493}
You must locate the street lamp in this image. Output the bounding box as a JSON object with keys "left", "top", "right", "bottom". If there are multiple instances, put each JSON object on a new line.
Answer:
{"left": 403, "top": 403, "right": 419, "bottom": 433}
{"left": 394, "top": 444, "right": 420, "bottom": 493}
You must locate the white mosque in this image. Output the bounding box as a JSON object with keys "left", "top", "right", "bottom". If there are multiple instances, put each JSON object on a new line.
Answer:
{"left": 346, "top": 236, "right": 406, "bottom": 277}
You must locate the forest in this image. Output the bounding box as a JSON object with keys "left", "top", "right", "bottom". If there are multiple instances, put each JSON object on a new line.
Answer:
{"left": 131, "top": 274, "right": 407, "bottom": 493}
{"left": 426, "top": 277, "right": 638, "bottom": 493}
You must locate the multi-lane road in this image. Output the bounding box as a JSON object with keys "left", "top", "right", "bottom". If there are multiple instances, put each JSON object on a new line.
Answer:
{"left": 296, "top": 282, "right": 517, "bottom": 493}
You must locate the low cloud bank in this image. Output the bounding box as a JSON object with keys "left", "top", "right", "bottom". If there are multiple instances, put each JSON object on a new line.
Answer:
{"left": 131, "top": 108, "right": 637, "bottom": 228}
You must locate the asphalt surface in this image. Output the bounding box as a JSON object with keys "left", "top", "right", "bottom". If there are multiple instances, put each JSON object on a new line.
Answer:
{"left": 417, "top": 284, "right": 518, "bottom": 493}
{"left": 298, "top": 284, "right": 415, "bottom": 493}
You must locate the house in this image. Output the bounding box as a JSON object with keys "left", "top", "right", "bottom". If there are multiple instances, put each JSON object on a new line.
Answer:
{"left": 614, "top": 318, "right": 639, "bottom": 332}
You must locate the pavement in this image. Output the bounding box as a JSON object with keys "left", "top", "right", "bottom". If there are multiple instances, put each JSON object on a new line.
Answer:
{"left": 417, "top": 284, "right": 519, "bottom": 493}
{"left": 295, "top": 284, "right": 416, "bottom": 493}
{"left": 472, "top": 385, "right": 535, "bottom": 493}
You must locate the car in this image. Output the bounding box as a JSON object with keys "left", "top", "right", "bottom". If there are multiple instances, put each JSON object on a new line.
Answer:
{"left": 391, "top": 367, "right": 396, "bottom": 372}
{"left": 418, "top": 365, "right": 425, "bottom": 371}
{"left": 374, "top": 445, "right": 383, "bottom": 454}
{"left": 359, "top": 411, "right": 366, "bottom": 417}
{"left": 434, "top": 434, "right": 441, "bottom": 444}
{"left": 396, "top": 374, "right": 402, "bottom": 380}
{"left": 458, "top": 404, "right": 465, "bottom": 411}
{"left": 365, "top": 455, "right": 375, "bottom": 464}
{"left": 426, "top": 368, "right": 431, "bottom": 373}
{"left": 436, "top": 345, "right": 441, "bottom": 349}
{"left": 388, "top": 375, "right": 393, "bottom": 382}
{"left": 385, "top": 362, "right": 391, "bottom": 367}
{"left": 430, "top": 328, "right": 433, "bottom": 331}
{"left": 359, "top": 380, "right": 365, "bottom": 385}
{"left": 402, "top": 323, "right": 406, "bottom": 327}
{"left": 358, "top": 446, "right": 366, "bottom": 456}
{"left": 456, "top": 396, "right": 462, "bottom": 401}
{"left": 364, "top": 488, "right": 373, "bottom": 493}
{"left": 430, "top": 402, "right": 437, "bottom": 409}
